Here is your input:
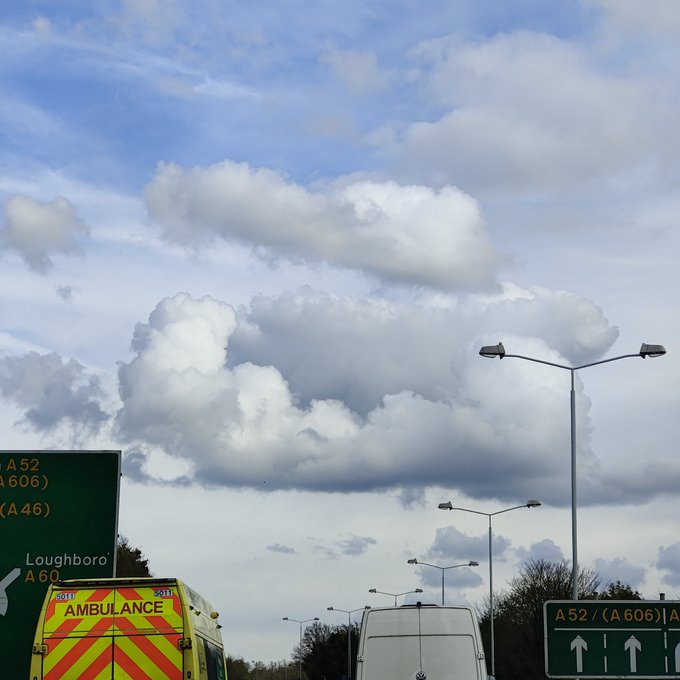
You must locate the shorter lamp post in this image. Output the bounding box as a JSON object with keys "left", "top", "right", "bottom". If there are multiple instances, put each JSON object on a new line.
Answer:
{"left": 438, "top": 499, "right": 541, "bottom": 677}
{"left": 327, "top": 606, "right": 370, "bottom": 680}
{"left": 368, "top": 588, "right": 423, "bottom": 606}
{"left": 407, "top": 559, "right": 479, "bottom": 605}
{"left": 282, "top": 616, "right": 319, "bottom": 680}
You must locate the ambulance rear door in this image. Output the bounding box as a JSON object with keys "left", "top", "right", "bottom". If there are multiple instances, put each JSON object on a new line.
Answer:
{"left": 111, "top": 583, "right": 185, "bottom": 679}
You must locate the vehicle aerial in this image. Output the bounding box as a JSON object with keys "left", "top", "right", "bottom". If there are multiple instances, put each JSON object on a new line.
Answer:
{"left": 355, "top": 603, "right": 488, "bottom": 680}
{"left": 29, "top": 577, "right": 227, "bottom": 680}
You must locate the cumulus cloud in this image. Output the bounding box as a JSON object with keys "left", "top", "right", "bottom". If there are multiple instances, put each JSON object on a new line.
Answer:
{"left": 517, "top": 539, "right": 564, "bottom": 563}
{"left": 657, "top": 543, "right": 680, "bottom": 588}
{"left": 110, "top": 288, "right": 675, "bottom": 505}
{"left": 0, "top": 352, "right": 109, "bottom": 434}
{"left": 336, "top": 534, "right": 377, "bottom": 556}
{"left": 594, "top": 556, "right": 646, "bottom": 589}
{"left": 0, "top": 195, "right": 90, "bottom": 273}
{"left": 429, "top": 525, "right": 511, "bottom": 565}
{"left": 144, "top": 160, "right": 503, "bottom": 291}
{"left": 381, "top": 30, "right": 664, "bottom": 194}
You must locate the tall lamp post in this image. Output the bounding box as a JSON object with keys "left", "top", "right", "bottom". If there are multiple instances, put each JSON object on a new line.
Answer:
{"left": 327, "top": 606, "right": 370, "bottom": 680}
{"left": 407, "top": 559, "right": 479, "bottom": 605}
{"left": 438, "top": 499, "right": 541, "bottom": 677}
{"left": 479, "top": 341, "right": 666, "bottom": 600}
{"left": 368, "top": 588, "right": 423, "bottom": 606}
{"left": 282, "top": 616, "right": 319, "bottom": 680}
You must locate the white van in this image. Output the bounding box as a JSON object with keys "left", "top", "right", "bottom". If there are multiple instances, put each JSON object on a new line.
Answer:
{"left": 355, "top": 603, "right": 488, "bottom": 680}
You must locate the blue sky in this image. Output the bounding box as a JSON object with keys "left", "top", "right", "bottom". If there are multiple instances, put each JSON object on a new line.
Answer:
{"left": 1, "top": 0, "right": 679, "bottom": 663}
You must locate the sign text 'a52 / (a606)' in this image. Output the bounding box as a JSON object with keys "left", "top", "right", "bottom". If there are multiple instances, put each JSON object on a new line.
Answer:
{"left": 545, "top": 600, "right": 680, "bottom": 679}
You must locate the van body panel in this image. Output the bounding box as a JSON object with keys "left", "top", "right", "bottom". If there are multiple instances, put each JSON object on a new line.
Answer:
{"left": 356, "top": 605, "right": 487, "bottom": 680}
{"left": 29, "top": 578, "right": 226, "bottom": 680}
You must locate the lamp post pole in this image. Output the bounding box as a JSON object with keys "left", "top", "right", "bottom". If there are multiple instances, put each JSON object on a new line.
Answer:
{"left": 407, "top": 559, "right": 479, "bottom": 605}
{"left": 368, "top": 588, "right": 423, "bottom": 606}
{"left": 478, "top": 341, "right": 666, "bottom": 600}
{"left": 327, "top": 606, "right": 369, "bottom": 680}
{"left": 438, "top": 500, "right": 541, "bottom": 677}
{"left": 282, "top": 616, "right": 319, "bottom": 680}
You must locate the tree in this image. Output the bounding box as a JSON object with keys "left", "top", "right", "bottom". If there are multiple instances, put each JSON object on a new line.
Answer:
{"left": 478, "top": 559, "right": 645, "bottom": 680}
{"left": 116, "top": 535, "right": 151, "bottom": 577}
{"left": 296, "top": 620, "right": 360, "bottom": 680}
{"left": 598, "top": 580, "right": 642, "bottom": 600}
{"left": 479, "top": 559, "right": 600, "bottom": 680}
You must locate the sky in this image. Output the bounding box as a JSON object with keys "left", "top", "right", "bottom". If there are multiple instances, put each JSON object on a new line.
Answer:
{"left": 1, "top": 0, "right": 679, "bottom": 664}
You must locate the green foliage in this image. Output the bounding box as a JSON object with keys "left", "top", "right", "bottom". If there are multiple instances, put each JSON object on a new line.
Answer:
{"left": 297, "top": 620, "right": 360, "bottom": 680}
{"left": 115, "top": 535, "right": 152, "bottom": 577}
{"left": 227, "top": 657, "right": 296, "bottom": 680}
{"left": 477, "top": 559, "right": 642, "bottom": 680}
{"left": 598, "top": 580, "right": 642, "bottom": 600}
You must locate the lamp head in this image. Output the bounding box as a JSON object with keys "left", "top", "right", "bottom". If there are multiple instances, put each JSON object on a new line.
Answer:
{"left": 282, "top": 617, "right": 288, "bottom": 621}
{"left": 415, "top": 588, "right": 423, "bottom": 593}
{"left": 479, "top": 342, "right": 505, "bottom": 359}
{"left": 527, "top": 499, "right": 541, "bottom": 508}
{"left": 438, "top": 501, "right": 453, "bottom": 510}
{"left": 327, "top": 607, "right": 333, "bottom": 611}
{"left": 407, "top": 558, "right": 418, "bottom": 564}
{"left": 313, "top": 617, "right": 319, "bottom": 621}
{"left": 640, "top": 343, "right": 666, "bottom": 358}
{"left": 369, "top": 588, "right": 377, "bottom": 593}
{"left": 469, "top": 561, "right": 479, "bottom": 566}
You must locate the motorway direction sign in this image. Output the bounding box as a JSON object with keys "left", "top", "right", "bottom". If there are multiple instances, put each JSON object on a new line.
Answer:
{"left": 0, "top": 450, "right": 120, "bottom": 680}
{"left": 545, "top": 600, "right": 680, "bottom": 678}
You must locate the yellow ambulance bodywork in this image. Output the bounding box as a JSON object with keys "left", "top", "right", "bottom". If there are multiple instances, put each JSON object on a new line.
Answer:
{"left": 29, "top": 577, "right": 227, "bottom": 680}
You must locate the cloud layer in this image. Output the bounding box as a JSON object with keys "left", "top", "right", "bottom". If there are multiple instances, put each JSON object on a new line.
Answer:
{"left": 144, "top": 161, "right": 503, "bottom": 291}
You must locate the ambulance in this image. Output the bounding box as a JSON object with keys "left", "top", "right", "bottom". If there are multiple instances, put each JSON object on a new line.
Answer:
{"left": 29, "top": 577, "right": 227, "bottom": 680}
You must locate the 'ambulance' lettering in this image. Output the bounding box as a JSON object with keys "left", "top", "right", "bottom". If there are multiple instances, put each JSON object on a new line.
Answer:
{"left": 63, "top": 600, "right": 164, "bottom": 616}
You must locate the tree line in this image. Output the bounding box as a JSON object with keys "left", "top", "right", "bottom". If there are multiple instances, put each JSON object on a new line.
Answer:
{"left": 229, "top": 559, "right": 645, "bottom": 680}
{"left": 116, "top": 538, "right": 648, "bottom": 680}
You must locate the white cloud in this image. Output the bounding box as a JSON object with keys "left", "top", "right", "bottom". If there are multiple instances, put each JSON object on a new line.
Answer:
{"left": 657, "top": 543, "right": 680, "bottom": 588}
{"left": 382, "top": 30, "right": 664, "bottom": 194}
{"left": 517, "top": 539, "right": 565, "bottom": 564}
{"left": 109, "top": 286, "right": 674, "bottom": 506}
{"left": 594, "top": 556, "right": 646, "bottom": 589}
{"left": 320, "top": 46, "right": 389, "bottom": 94}
{"left": 592, "top": 0, "right": 680, "bottom": 38}
{"left": 0, "top": 195, "right": 90, "bottom": 273}
{"left": 144, "top": 160, "right": 504, "bottom": 291}
{"left": 0, "top": 351, "right": 109, "bottom": 435}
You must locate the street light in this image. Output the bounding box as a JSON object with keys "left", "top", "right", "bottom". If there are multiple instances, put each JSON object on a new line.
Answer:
{"left": 368, "top": 588, "right": 423, "bottom": 606}
{"left": 438, "top": 499, "right": 541, "bottom": 677}
{"left": 282, "top": 616, "right": 319, "bottom": 680}
{"left": 327, "top": 606, "right": 370, "bottom": 680}
{"left": 407, "top": 559, "right": 479, "bottom": 605}
{"left": 479, "top": 340, "right": 666, "bottom": 600}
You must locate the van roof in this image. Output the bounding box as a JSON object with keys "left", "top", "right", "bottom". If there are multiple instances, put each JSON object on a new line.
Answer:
{"left": 55, "top": 577, "right": 178, "bottom": 588}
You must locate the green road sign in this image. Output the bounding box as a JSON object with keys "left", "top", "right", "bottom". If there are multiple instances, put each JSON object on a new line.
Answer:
{"left": 545, "top": 600, "right": 680, "bottom": 678}
{"left": 0, "top": 450, "right": 120, "bottom": 680}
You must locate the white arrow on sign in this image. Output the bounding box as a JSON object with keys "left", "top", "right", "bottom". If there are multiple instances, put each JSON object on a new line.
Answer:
{"left": 571, "top": 635, "right": 588, "bottom": 673}
{"left": 625, "top": 635, "right": 641, "bottom": 673}
{"left": 0, "top": 568, "right": 21, "bottom": 616}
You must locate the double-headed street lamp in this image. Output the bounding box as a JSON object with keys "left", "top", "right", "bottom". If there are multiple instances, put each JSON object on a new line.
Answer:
{"left": 327, "top": 606, "right": 370, "bottom": 680}
{"left": 479, "top": 341, "right": 666, "bottom": 600}
{"left": 407, "top": 559, "right": 479, "bottom": 605}
{"left": 438, "top": 499, "right": 541, "bottom": 677}
{"left": 282, "top": 616, "right": 319, "bottom": 680}
{"left": 368, "top": 588, "right": 423, "bottom": 606}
